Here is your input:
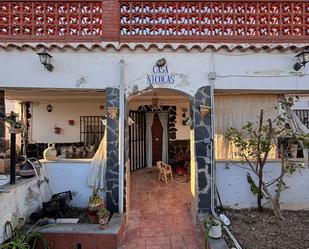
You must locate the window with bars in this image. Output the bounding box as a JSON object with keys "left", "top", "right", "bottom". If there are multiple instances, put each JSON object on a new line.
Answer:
{"left": 294, "top": 110, "right": 309, "bottom": 129}
{"left": 80, "top": 116, "right": 105, "bottom": 148}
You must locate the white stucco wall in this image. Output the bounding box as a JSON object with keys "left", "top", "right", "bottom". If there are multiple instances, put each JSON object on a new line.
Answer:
{"left": 216, "top": 161, "right": 309, "bottom": 210}
{"left": 43, "top": 161, "right": 93, "bottom": 208}
{"left": 0, "top": 178, "right": 50, "bottom": 244}
{"left": 1, "top": 49, "right": 309, "bottom": 96}
{"left": 31, "top": 102, "right": 104, "bottom": 143}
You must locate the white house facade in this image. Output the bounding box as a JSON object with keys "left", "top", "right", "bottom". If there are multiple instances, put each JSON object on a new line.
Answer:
{"left": 0, "top": 0, "right": 309, "bottom": 245}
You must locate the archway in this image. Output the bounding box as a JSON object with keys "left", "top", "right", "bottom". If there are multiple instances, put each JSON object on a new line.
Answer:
{"left": 122, "top": 88, "right": 204, "bottom": 248}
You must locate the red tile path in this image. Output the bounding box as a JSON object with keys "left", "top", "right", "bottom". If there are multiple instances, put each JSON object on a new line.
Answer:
{"left": 120, "top": 167, "right": 204, "bottom": 249}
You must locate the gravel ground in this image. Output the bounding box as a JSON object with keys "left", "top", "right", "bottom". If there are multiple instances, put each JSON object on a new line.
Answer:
{"left": 224, "top": 209, "right": 309, "bottom": 249}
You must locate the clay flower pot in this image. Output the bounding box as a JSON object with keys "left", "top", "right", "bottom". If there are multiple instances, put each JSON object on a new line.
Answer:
{"left": 99, "top": 216, "right": 109, "bottom": 230}
{"left": 68, "top": 120, "right": 75, "bottom": 126}
{"left": 54, "top": 127, "right": 61, "bottom": 134}
{"left": 86, "top": 208, "right": 99, "bottom": 224}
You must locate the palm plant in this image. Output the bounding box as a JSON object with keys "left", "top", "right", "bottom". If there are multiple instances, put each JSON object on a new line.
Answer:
{"left": 0, "top": 218, "right": 51, "bottom": 249}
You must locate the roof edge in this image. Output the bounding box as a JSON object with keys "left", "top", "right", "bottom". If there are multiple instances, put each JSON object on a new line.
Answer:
{"left": 0, "top": 42, "right": 306, "bottom": 52}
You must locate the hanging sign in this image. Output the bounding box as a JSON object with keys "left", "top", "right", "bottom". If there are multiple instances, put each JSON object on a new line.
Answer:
{"left": 146, "top": 65, "right": 175, "bottom": 84}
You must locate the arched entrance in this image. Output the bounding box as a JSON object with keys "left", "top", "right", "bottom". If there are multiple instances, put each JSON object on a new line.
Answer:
{"left": 122, "top": 88, "right": 204, "bottom": 248}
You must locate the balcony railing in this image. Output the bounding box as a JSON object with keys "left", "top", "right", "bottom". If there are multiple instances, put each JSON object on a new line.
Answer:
{"left": 0, "top": 0, "right": 308, "bottom": 43}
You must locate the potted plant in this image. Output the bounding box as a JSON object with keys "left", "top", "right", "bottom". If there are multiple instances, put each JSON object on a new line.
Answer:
{"left": 97, "top": 207, "right": 110, "bottom": 230}
{"left": 203, "top": 215, "right": 222, "bottom": 249}
{"left": 86, "top": 188, "right": 104, "bottom": 223}
{"left": 0, "top": 111, "right": 25, "bottom": 134}
{"left": 0, "top": 218, "right": 51, "bottom": 249}
{"left": 299, "top": 133, "right": 309, "bottom": 165}
{"left": 288, "top": 137, "right": 299, "bottom": 159}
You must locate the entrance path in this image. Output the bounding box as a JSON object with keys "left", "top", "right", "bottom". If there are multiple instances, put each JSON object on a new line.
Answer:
{"left": 120, "top": 167, "right": 204, "bottom": 249}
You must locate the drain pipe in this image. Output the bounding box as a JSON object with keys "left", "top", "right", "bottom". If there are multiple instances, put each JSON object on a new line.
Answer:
{"left": 118, "top": 59, "right": 125, "bottom": 214}
{"left": 208, "top": 72, "right": 242, "bottom": 249}
{"left": 209, "top": 72, "right": 217, "bottom": 220}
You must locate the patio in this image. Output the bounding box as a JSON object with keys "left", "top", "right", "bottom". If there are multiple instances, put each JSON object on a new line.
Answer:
{"left": 121, "top": 167, "right": 204, "bottom": 249}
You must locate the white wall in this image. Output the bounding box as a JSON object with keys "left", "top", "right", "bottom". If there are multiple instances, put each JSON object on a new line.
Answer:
{"left": 31, "top": 102, "right": 104, "bottom": 143}
{"left": 216, "top": 161, "right": 309, "bottom": 210}
{"left": 43, "top": 161, "right": 93, "bottom": 207}
{"left": 1, "top": 49, "right": 309, "bottom": 96}
{"left": 0, "top": 179, "right": 50, "bottom": 244}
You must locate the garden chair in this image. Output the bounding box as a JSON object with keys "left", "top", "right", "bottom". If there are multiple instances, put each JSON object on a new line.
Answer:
{"left": 156, "top": 161, "right": 173, "bottom": 183}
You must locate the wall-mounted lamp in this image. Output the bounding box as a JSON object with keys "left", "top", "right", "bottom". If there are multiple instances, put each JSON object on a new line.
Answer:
{"left": 183, "top": 117, "right": 192, "bottom": 126}
{"left": 107, "top": 107, "right": 118, "bottom": 120}
{"left": 200, "top": 105, "right": 211, "bottom": 118}
{"left": 46, "top": 104, "right": 53, "bottom": 112}
{"left": 293, "top": 49, "right": 309, "bottom": 71}
{"left": 156, "top": 58, "right": 166, "bottom": 67}
{"left": 182, "top": 107, "right": 188, "bottom": 118}
{"left": 37, "top": 48, "right": 54, "bottom": 72}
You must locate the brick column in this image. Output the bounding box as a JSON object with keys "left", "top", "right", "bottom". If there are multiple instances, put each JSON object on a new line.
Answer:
{"left": 102, "top": 0, "right": 119, "bottom": 41}
{"left": 0, "top": 90, "right": 5, "bottom": 158}
{"left": 193, "top": 86, "right": 212, "bottom": 215}
{"left": 105, "top": 87, "right": 120, "bottom": 213}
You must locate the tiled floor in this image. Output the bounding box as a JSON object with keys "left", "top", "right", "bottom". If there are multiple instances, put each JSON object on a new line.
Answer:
{"left": 120, "top": 167, "right": 204, "bottom": 249}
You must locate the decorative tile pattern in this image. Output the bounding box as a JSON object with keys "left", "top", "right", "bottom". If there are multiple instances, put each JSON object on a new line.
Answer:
{"left": 137, "top": 104, "right": 177, "bottom": 140}
{"left": 0, "top": 1, "right": 308, "bottom": 43}
{"left": 120, "top": 1, "right": 309, "bottom": 42}
{"left": 0, "top": 1, "right": 103, "bottom": 37}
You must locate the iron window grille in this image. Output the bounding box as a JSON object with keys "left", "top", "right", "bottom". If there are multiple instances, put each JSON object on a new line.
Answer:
{"left": 80, "top": 116, "right": 105, "bottom": 148}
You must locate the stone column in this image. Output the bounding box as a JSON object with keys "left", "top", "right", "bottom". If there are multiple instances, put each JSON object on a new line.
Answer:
{"left": 0, "top": 90, "right": 5, "bottom": 158}
{"left": 193, "top": 86, "right": 212, "bottom": 215}
{"left": 105, "top": 87, "right": 120, "bottom": 213}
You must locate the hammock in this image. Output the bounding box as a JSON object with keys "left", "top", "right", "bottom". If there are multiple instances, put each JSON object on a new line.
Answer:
{"left": 86, "top": 123, "right": 107, "bottom": 190}
{"left": 284, "top": 97, "right": 309, "bottom": 165}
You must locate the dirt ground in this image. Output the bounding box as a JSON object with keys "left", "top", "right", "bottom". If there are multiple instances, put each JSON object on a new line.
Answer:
{"left": 224, "top": 209, "right": 309, "bottom": 249}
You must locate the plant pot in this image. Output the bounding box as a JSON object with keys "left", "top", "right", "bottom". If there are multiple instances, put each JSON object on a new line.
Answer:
{"left": 208, "top": 221, "right": 222, "bottom": 239}
{"left": 290, "top": 143, "right": 298, "bottom": 159}
{"left": 68, "top": 120, "right": 75, "bottom": 126}
{"left": 54, "top": 127, "right": 61, "bottom": 134}
{"left": 86, "top": 208, "right": 99, "bottom": 224}
{"left": 99, "top": 216, "right": 109, "bottom": 230}
{"left": 303, "top": 148, "right": 309, "bottom": 166}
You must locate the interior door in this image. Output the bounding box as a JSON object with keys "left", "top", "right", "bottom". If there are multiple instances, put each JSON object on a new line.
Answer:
{"left": 152, "top": 113, "right": 163, "bottom": 165}
{"left": 129, "top": 111, "right": 146, "bottom": 172}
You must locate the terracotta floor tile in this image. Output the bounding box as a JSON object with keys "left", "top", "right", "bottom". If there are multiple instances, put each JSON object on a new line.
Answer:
{"left": 121, "top": 168, "right": 203, "bottom": 249}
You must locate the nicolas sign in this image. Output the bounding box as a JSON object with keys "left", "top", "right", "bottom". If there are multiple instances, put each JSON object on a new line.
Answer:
{"left": 146, "top": 65, "right": 175, "bottom": 84}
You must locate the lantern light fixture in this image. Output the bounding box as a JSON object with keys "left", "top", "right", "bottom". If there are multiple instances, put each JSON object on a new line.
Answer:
{"left": 37, "top": 48, "right": 54, "bottom": 72}
{"left": 293, "top": 49, "right": 309, "bottom": 71}
{"left": 46, "top": 104, "right": 53, "bottom": 112}
{"left": 156, "top": 58, "right": 166, "bottom": 68}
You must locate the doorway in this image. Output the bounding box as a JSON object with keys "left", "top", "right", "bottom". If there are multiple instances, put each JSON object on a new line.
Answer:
{"left": 123, "top": 88, "right": 202, "bottom": 248}
{"left": 151, "top": 113, "right": 163, "bottom": 164}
